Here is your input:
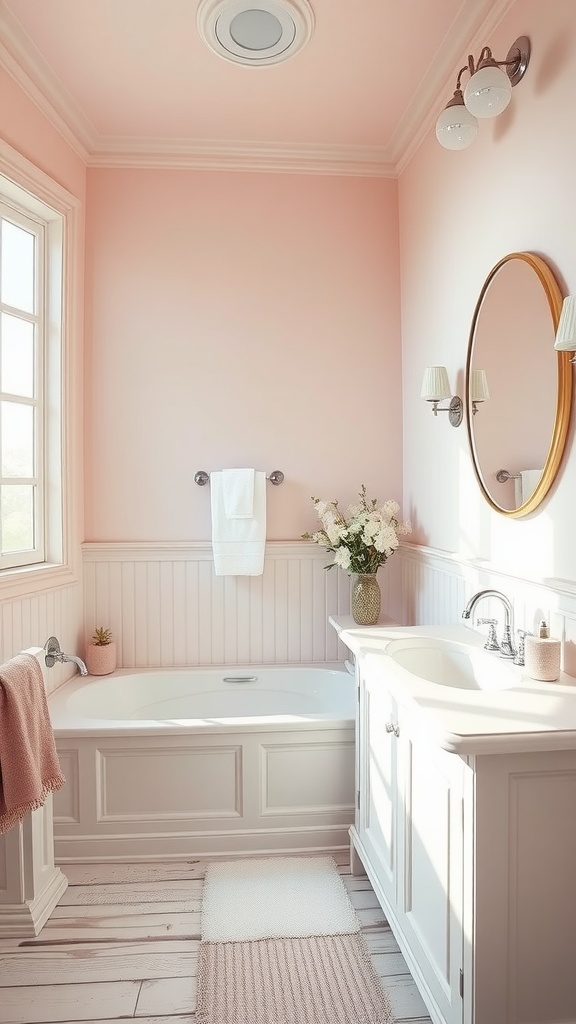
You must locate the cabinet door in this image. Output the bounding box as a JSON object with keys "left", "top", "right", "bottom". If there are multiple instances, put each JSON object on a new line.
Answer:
{"left": 358, "top": 669, "right": 398, "bottom": 908}
{"left": 398, "top": 713, "right": 465, "bottom": 1024}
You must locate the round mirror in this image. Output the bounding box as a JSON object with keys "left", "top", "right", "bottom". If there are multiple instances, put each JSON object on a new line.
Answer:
{"left": 465, "top": 252, "right": 573, "bottom": 517}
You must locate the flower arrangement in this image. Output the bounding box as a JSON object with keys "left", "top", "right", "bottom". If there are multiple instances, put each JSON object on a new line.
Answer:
{"left": 302, "top": 485, "right": 411, "bottom": 575}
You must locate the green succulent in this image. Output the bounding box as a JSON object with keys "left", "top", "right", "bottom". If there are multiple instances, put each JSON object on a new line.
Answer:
{"left": 92, "top": 626, "right": 113, "bottom": 646}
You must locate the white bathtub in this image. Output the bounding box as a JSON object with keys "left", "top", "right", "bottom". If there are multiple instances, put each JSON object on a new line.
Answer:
{"left": 49, "top": 664, "right": 356, "bottom": 862}
{"left": 50, "top": 665, "right": 354, "bottom": 731}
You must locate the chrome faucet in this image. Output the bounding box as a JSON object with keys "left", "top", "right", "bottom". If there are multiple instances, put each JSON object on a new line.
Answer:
{"left": 462, "top": 590, "right": 516, "bottom": 658}
{"left": 44, "top": 636, "right": 88, "bottom": 676}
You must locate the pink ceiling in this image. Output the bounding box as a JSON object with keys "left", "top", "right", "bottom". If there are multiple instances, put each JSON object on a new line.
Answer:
{"left": 1, "top": 0, "right": 504, "bottom": 162}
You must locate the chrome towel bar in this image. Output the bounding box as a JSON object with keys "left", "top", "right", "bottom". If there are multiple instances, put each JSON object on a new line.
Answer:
{"left": 496, "top": 469, "right": 521, "bottom": 482}
{"left": 194, "top": 470, "right": 284, "bottom": 486}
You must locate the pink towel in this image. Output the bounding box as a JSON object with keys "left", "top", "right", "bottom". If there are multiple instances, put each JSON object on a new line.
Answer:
{"left": 0, "top": 653, "right": 65, "bottom": 834}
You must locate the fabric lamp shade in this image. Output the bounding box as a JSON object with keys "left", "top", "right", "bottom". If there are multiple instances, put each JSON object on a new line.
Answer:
{"left": 421, "top": 366, "right": 452, "bottom": 402}
{"left": 554, "top": 296, "right": 576, "bottom": 352}
{"left": 470, "top": 368, "right": 490, "bottom": 402}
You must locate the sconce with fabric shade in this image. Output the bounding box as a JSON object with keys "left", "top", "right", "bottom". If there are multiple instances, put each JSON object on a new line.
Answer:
{"left": 421, "top": 366, "right": 463, "bottom": 427}
{"left": 436, "top": 36, "right": 530, "bottom": 150}
{"left": 554, "top": 296, "right": 576, "bottom": 363}
{"left": 470, "top": 368, "right": 490, "bottom": 413}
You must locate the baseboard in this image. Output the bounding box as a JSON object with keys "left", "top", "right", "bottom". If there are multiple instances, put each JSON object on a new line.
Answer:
{"left": 54, "top": 825, "right": 352, "bottom": 863}
{"left": 0, "top": 868, "right": 68, "bottom": 937}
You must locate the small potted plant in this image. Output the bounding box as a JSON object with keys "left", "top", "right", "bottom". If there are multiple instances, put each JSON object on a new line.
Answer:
{"left": 85, "top": 626, "right": 117, "bottom": 676}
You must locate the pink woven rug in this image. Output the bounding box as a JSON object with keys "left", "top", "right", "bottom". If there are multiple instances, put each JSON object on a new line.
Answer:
{"left": 197, "top": 932, "right": 394, "bottom": 1024}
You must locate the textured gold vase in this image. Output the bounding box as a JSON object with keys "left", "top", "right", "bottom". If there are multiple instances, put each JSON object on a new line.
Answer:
{"left": 351, "top": 574, "right": 381, "bottom": 625}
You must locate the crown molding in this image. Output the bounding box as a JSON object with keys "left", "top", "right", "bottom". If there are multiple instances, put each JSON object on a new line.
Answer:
{"left": 87, "top": 138, "right": 396, "bottom": 176}
{"left": 0, "top": 1, "right": 394, "bottom": 176}
{"left": 0, "top": 1, "right": 94, "bottom": 161}
{"left": 0, "top": 0, "right": 515, "bottom": 177}
{"left": 390, "top": 0, "right": 516, "bottom": 174}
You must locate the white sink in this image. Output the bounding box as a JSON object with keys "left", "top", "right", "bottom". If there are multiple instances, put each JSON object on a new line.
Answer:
{"left": 385, "top": 636, "right": 522, "bottom": 691}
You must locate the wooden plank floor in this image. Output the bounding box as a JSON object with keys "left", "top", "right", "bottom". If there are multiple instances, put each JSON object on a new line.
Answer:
{"left": 0, "top": 852, "right": 432, "bottom": 1024}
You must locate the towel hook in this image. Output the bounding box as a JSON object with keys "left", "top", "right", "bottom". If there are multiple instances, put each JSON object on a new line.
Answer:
{"left": 194, "top": 470, "right": 284, "bottom": 486}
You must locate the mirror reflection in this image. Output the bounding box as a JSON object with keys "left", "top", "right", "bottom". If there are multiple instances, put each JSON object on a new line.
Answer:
{"left": 465, "top": 252, "right": 572, "bottom": 517}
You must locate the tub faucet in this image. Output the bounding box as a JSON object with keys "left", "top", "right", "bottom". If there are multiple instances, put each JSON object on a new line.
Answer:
{"left": 44, "top": 636, "right": 88, "bottom": 676}
{"left": 462, "top": 590, "right": 516, "bottom": 659}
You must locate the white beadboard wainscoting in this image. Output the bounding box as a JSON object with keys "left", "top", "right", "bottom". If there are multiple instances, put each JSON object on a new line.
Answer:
{"left": 82, "top": 540, "right": 576, "bottom": 673}
{"left": 82, "top": 542, "right": 401, "bottom": 668}
{"left": 398, "top": 544, "right": 576, "bottom": 676}
{"left": 0, "top": 581, "right": 83, "bottom": 695}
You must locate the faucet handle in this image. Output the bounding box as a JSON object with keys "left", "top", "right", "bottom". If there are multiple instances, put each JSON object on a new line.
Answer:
{"left": 476, "top": 618, "right": 500, "bottom": 651}
{"left": 44, "top": 636, "right": 62, "bottom": 667}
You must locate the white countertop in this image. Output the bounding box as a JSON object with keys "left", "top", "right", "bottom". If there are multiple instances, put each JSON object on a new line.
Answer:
{"left": 330, "top": 616, "right": 576, "bottom": 755}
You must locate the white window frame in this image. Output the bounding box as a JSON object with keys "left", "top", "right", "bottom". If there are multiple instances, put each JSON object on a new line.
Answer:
{"left": 0, "top": 139, "right": 81, "bottom": 599}
{"left": 0, "top": 200, "right": 47, "bottom": 568}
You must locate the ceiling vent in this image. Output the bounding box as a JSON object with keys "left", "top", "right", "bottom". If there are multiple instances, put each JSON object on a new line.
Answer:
{"left": 197, "top": 0, "right": 314, "bottom": 66}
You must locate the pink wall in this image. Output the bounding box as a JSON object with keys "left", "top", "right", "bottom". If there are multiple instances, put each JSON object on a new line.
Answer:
{"left": 85, "top": 169, "right": 402, "bottom": 541}
{"left": 0, "top": 67, "right": 85, "bottom": 198}
{"left": 399, "top": 0, "right": 576, "bottom": 582}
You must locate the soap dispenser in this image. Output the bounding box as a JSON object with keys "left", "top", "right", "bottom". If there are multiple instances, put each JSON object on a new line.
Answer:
{"left": 524, "top": 620, "right": 561, "bottom": 681}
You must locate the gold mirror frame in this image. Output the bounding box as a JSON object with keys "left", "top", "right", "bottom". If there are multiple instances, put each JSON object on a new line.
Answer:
{"left": 465, "top": 252, "right": 573, "bottom": 517}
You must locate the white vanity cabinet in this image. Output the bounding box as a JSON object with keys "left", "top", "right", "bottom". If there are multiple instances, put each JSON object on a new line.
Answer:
{"left": 353, "top": 661, "right": 468, "bottom": 1024}
{"left": 349, "top": 638, "right": 576, "bottom": 1024}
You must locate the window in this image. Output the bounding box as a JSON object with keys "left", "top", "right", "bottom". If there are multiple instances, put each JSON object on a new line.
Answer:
{"left": 0, "top": 139, "right": 80, "bottom": 591}
{"left": 0, "top": 204, "right": 46, "bottom": 568}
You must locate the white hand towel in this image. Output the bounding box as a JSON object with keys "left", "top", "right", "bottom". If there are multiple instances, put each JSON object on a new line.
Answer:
{"left": 211, "top": 471, "right": 266, "bottom": 576}
{"left": 514, "top": 468, "right": 541, "bottom": 506}
{"left": 222, "top": 468, "right": 255, "bottom": 518}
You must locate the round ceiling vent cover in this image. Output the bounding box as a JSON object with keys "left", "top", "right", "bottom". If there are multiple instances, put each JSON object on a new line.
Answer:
{"left": 197, "top": 0, "right": 314, "bottom": 66}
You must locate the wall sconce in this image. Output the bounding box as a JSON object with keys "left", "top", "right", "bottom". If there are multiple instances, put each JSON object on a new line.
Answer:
{"left": 436, "top": 35, "right": 530, "bottom": 150}
{"left": 470, "top": 368, "right": 490, "bottom": 414}
{"left": 421, "top": 366, "right": 463, "bottom": 427}
{"left": 554, "top": 296, "right": 576, "bottom": 364}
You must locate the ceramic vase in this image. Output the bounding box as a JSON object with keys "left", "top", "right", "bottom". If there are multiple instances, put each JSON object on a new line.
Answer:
{"left": 351, "top": 574, "right": 381, "bottom": 626}
{"left": 85, "top": 641, "right": 117, "bottom": 676}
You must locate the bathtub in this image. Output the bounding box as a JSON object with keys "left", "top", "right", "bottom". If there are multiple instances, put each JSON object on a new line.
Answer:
{"left": 49, "top": 664, "right": 356, "bottom": 863}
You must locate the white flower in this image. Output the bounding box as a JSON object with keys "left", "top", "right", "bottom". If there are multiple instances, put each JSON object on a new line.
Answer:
{"left": 362, "top": 519, "right": 380, "bottom": 543}
{"left": 374, "top": 524, "right": 398, "bottom": 553}
{"left": 311, "top": 531, "right": 330, "bottom": 547}
{"left": 348, "top": 518, "right": 364, "bottom": 535}
{"left": 382, "top": 499, "right": 400, "bottom": 518}
{"left": 334, "top": 547, "right": 352, "bottom": 571}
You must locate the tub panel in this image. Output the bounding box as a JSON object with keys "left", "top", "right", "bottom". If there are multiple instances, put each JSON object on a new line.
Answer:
{"left": 260, "top": 740, "right": 355, "bottom": 816}
{"left": 95, "top": 746, "right": 242, "bottom": 821}
{"left": 53, "top": 749, "right": 80, "bottom": 823}
{"left": 50, "top": 665, "right": 355, "bottom": 862}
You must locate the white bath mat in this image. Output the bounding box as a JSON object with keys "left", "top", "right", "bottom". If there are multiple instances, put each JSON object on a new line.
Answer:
{"left": 200, "top": 855, "right": 359, "bottom": 942}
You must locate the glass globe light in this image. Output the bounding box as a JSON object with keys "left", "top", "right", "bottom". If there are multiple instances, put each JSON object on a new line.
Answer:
{"left": 464, "top": 64, "right": 512, "bottom": 118}
{"left": 435, "top": 95, "right": 478, "bottom": 151}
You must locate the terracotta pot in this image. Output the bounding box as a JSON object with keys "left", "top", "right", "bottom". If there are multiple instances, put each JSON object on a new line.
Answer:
{"left": 85, "top": 641, "right": 117, "bottom": 676}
